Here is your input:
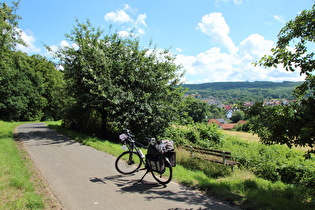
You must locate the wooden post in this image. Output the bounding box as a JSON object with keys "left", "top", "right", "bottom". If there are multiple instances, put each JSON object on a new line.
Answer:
{"left": 189, "top": 146, "right": 194, "bottom": 158}
{"left": 222, "top": 151, "right": 226, "bottom": 165}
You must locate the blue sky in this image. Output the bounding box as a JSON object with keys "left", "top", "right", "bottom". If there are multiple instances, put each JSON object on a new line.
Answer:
{"left": 8, "top": 0, "right": 314, "bottom": 84}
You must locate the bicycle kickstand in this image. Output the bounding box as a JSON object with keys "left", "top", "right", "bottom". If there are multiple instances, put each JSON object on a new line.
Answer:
{"left": 139, "top": 169, "right": 150, "bottom": 182}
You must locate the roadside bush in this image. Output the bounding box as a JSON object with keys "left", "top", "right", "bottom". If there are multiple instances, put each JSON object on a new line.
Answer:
{"left": 277, "top": 164, "right": 315, "bottom": 187}
{"left": 163, "top": 123, "right": 222, "bottom": 147}
{"left": 217, "top": 136, "right": 315, "bottom": 188}
{"left": 163, "top": 123, "right": 315, "bottom": 188}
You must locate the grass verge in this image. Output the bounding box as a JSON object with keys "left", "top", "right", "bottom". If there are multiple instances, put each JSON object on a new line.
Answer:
{"left": 0, "top": 121, "right": 45, "bottom": 209}
{"left": 47, "top": 121, "right": 315, "bottom": 209}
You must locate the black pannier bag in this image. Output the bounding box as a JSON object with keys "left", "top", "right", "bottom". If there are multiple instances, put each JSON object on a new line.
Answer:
{"left": 165, "top": 151, "right": 176, "bottom": 167}
{"left": 147, "top": 139, "right": 176, "bottom": 169}
{"left": 146, "top": 155, "right": 165, "bottom": 173}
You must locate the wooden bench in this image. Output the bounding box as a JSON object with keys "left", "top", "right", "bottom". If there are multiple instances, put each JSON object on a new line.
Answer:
{"left": 184, "top": 145, "right": 240, "bottom": 171}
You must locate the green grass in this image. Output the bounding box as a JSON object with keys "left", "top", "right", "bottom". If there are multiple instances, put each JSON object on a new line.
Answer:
{"left": 3, "top": 120, "right": 313, "bottom": 209}
{"left": 46, "top": 121, "right": 315, "bottom": 209}
{"left": 0, "top": 121, "right": 45, "bottom": 209}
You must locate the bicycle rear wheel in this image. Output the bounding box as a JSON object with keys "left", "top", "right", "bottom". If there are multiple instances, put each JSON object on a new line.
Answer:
{"left": 115, "top": 151, "right": 142, "bottom": 174}
{"left": 151, "top": 166, "right": 172, "bottom": 185}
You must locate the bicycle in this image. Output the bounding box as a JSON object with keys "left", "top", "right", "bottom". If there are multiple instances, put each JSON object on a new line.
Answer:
{"left": 115, "top": 129, "right": 175, "bottom": 185}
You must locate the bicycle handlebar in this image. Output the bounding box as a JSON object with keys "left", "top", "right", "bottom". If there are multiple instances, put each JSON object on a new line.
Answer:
{"left": 120, "top": 129, "right": 156, "bottom": 148}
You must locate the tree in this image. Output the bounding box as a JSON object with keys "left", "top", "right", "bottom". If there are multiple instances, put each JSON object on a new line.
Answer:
{"left": 54, "top": 20, "right": 185, "bottom": 140}
{"left": 178, "top": 96, "right": 210, "bottom": 123}
{"left": 208, "top": 104, "right": 226, "bottom": 119}
{"left": 0, "top": 51, "right": 66, "bottom": 121}
{"left": 0, "top": 1, "right": 24, "bottom": 54}
{"left": 253, "top": 4, "right": 315, "bottom": 156}
{"left": 230, "top": 110, "right": 244, "bottom": 123}
{"left": 256, "top": 4, "right": 315, "bottom": 98}
{"left": 0, "top": 1, "right": 66, "bottom": 121}
{"left": 28, "top": 54, "right": 67, "bottom": 120}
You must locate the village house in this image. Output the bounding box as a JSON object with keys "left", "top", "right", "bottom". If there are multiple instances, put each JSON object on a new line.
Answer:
{"left": 208, "top": 119, "right": 247, "bottom": 130}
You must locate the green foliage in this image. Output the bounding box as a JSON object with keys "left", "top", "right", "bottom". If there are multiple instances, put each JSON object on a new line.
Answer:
{"left": 54, "top": 19, "right": 185, "bottom": 140}
{"left": 163, "top": 123, "right": 223, "bottom": 147}
{"left": 0, "top": 1, "right": 25, "bottom": 54}
{"left": 208, "top": 104, "right": 226, "bottom": 119}
{"left": 253, "top": 4, "right": 315, "bottom": 156}
{"left": 218, "top": 136, "right": 315, "bottom": 187}
{"left": 257, "top": 5, "right": 315, "bottom": 81}
{"left": 62, "top": 106, "right": 103, "bottom": 135}
{"left": 255, "top": 5, "right": 315, "bottom": 100}
{"left": 0, "top": 51, "right": 66, "bottom": 121}
{"left": 0, "top": 1, "right": 66, "bottom": 121}
{"left": 164, "top": 121, "right": 315, "bottom": 188}
{"left": 233, "top": 122, "right": 250, "bottom": 132}
{"left": 247, "top": 101, "right": 315, "bottom": 155}
{"left": 230, "top": 110, "right": 245, "bottom": 123}
{"left": 177, "top": 96, "right": 211, "bottom": 123}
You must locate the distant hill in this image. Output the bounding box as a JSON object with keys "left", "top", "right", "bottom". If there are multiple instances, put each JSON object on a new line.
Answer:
{"left": 182, "top": 81, "right": 304, "bottom": 102}
{"left": 182, "top": 81, "right": 303, "bottom": 91}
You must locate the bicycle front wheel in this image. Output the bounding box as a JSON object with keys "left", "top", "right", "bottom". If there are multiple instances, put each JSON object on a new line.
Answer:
{"left": 115, "top": 151, "right": 143, "bottom": 174}
{"left": 151, "top": 166, "right": 173, "bottom": 185}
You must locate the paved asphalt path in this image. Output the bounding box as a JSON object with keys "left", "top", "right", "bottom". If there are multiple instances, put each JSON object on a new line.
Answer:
{"left": 17, "top": 123, "right": 237, "bottom": 210}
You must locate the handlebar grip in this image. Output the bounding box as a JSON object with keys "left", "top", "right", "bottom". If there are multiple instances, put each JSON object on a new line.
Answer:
{"left": 123, "top": 128, "right": 130, "bottom": 133}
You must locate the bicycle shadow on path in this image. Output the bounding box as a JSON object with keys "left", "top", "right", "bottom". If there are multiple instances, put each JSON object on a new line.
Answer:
{"left": 90, "top": 174, "right": 230, "bottom": 210}
{"left": 90, "top": 174, "right": 163, "bottom": 189}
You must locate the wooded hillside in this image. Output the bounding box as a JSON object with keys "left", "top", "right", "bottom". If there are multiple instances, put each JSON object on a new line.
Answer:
{"left": 182, "top": 81, "right": 303, "bottom": 102}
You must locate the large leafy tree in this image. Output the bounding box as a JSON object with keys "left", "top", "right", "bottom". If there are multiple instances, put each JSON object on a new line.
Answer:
{"left": 0, "top": 51, "right": 45, "bottom": 120}
{"left": 252, "top": 4, "right": 315, "bottom": 156}
{"left": 0, "top": 1, "right": 66, "bottom": 121}
{"left": 27, "top": 54, "right": 67, "bottom": 120}
{"left": 55, "top": 20, "right": 184, "bottom": 139}
{"left": 0, "top": 51, "right": 66, "bottom": 121}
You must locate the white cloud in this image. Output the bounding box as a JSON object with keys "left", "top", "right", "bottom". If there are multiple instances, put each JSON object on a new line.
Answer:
{"left": 176, "top": 48, "right": 183, "bottom": 53}
{"left": 118, "top": 31, "right": 130, "bottom": 37}
{"left": 49, "top": 40, "right": 77, "bottom": 51}
{"left": 215, "top": 0, "right": 243, "bottom": 5}
{"left": 135, "top": 14, "right": 147, "bottom": 27}
{"left": 104, "top": 9, "right": 132, "bottom": 23}
{"left": 197, "top": 12, "right": 237, "bottom": 54}
{"left": 104, "top": 5, "right": 147, "bottom": 36}
{"left": 233, "top": 0, "right": 243, "bottom": 4}
{"left": 123, "top": 4, "right": 132, "bottom": 11}
{"left": 16, "top": 30, "right": 41, "bottom": 53}
{"left": 46, "top": 40, "right": 78, "bottom": 58}
{"left": 238, "top": 34, "right": 274, "bottom": 60}
{"left": 176, "top": 13, "right": 305, "bottom": 83}
{"left": 273, "top": 15, "right": 285, "bottom": 23}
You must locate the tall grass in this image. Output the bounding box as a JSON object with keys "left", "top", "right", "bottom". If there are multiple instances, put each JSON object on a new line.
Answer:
{"left": 0, "top": 121, "right": 45, "bottom": 209}
{"left": 47, "top": 121, "right": 315, "bottom": 209}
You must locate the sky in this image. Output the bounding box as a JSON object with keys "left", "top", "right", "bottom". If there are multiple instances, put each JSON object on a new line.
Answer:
{"left": 6, "top": 0, "right": 315, "bottom": 84}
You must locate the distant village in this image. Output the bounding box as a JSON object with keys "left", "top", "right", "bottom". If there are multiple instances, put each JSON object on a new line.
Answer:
{"left": 202, "top": 97, "right": 292, "bottom": 130}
